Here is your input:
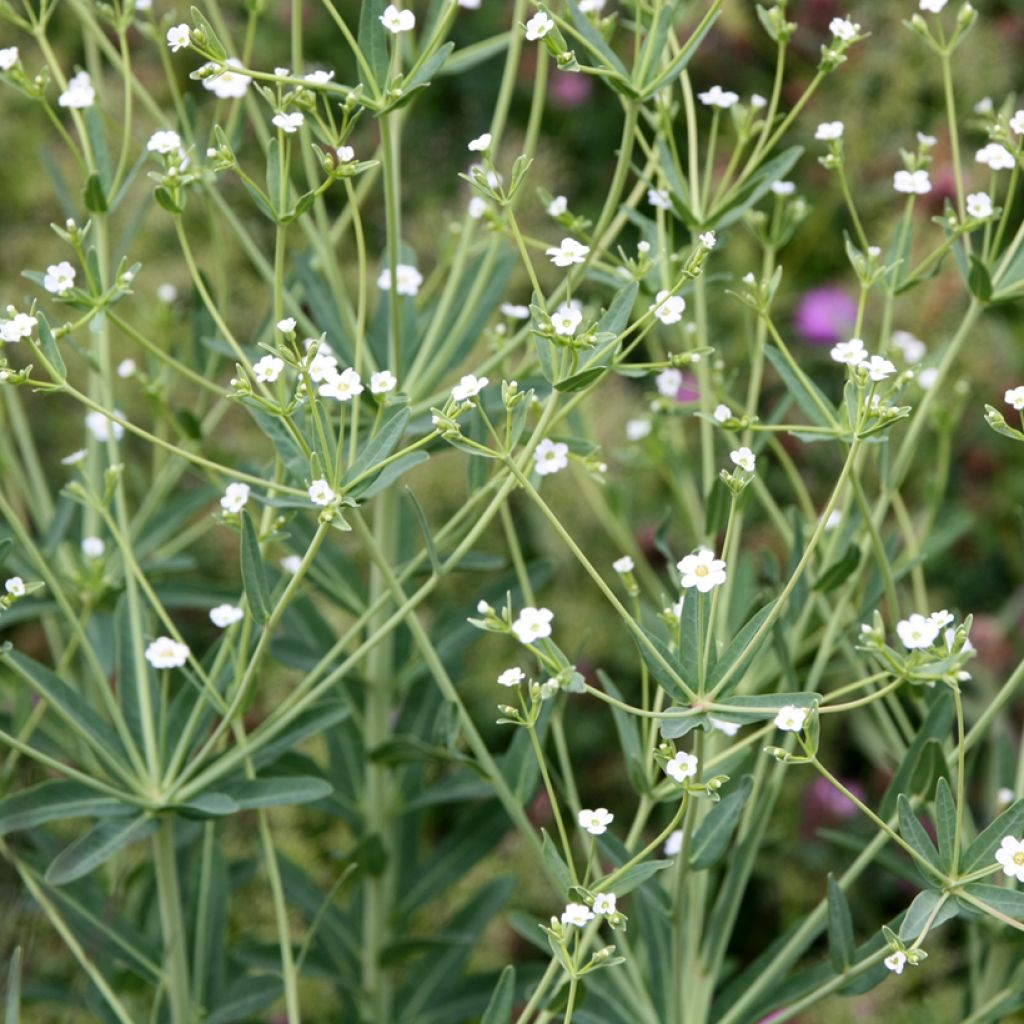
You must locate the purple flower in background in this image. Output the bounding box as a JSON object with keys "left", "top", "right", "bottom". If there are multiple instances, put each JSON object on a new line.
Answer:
{"left": 550, "top": 69, "right": 593, "bottom": 109}
{"left": 802, "top": 775, "right": 864, "bottom": 836}
{"left": 793, "top": 284, "right": 858, "bottom": 345}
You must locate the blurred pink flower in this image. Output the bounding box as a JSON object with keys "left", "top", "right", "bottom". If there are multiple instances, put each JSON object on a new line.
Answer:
{"left": 793, "top": 285, "right": 857, "bottom": 345}
{"left": 550, "top": 70, "right": 593, "bottom": 109}
{"left": 802, "top": 775, "right": 864, "bottom": 836}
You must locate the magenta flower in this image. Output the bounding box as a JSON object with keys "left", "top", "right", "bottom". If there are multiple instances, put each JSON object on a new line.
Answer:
{"left": 793, "top": 285, "right": 858, "bottom": 345}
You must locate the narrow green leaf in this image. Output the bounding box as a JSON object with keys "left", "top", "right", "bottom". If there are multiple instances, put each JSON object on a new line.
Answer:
{"left": 541, "top": 828, "right": 572, "bottom": 896}
{"left": 706, "top": 600, "right": 775, "bottom": 698}
{"left": 962, "top": 882, "right": 1024, "bottom": 921}
{"left": 358, "top": 0, "right": 389, "bottom": 90}
{"left": 814, "top": 545, "right": 861, "bottom": 593}
{"left": 206, "top": 976, "right": 282, "bottom": 1024}
{"left": 223, "top": 775, "right": 334, "bottom": 809}
{"left": 45, "top": 815, "right": 158, "bottom": 885}
{"left": 554, "top": 365, "right": 607, "bottom": 392}
{"left": 879, "top": 691, "right": 953, "bottom": 818}
{"left": 481, "top": 965, "right": 515, "bottom": 1024}
{"left": 899, "top": 889, "right": 958, "bottom": 941}
{"left": 934, "top": 777, "right": 957, "bottom": 872}
{"left": 601, "top": 859, "right": 673, "bottom": 896}
{"left": 690, "top": 776, "right": 753, "bottom": 870}
{"left": 634, "top": 628, "right": 693, "bottom": 705}
{"left": 240, "top": 511, "right": 271, "bottom": 624}
{"left": 597, "top": 670, "right": 643, "bottom": 783}
{"left": 35, "top": 312, "right": 66, "bottom": 381}
{"left": 827, "top": 874, "right": 855, "bottom": 972}
{"left": 763, "top": 346, "right": 834, "bottom": 429}
{"left": 712, "top": 691, "right": 820, "bottom": 724}
{"left": 595, "top": 280, "right": 638, "bottom": 336}
{"left": 82, "top": 173, "right": 107, "bottom": 213}
{"left": 0, "top": 780, "right": 133, "bottom": 837}
{"left": 4, "top": 948, "right": 21, "bottom": 1024}
{"left": 968, "top": 255, "right": 993, "bottom": 302}
{"left": 707, "top": 146, "right": 803, "bottom": 230}
{"left": 265, "top": 137, "right": 282, "bottom": 215}
{"left": 641, "top": 6, "right": 720, "bottom": 96}
{"left": 343, "top": 405, "right": 411, "bottom": 484}
{"left": 897, "top": 794, "right": 940, "bottom": 870}
{"left": 405, "top": 488, "right": 442, "bottom": 574}
{"left": 355, "top": 451, "right": 429, "bottom": 500}
{"left": 565, "top": 0, "right": 630, "bottom": 80}
{"left": 153, "top": 186, "right": 183, "bottom": 214}
{"left": 962, "top": 799, "right": 1024, "bottom": 874}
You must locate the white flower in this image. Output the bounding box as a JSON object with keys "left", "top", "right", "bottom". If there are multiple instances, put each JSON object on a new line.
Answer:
{"left": 511, "top": 606, "right": 554, "bottom": 644}
{"left": 468, "top": 132, "right": 492, "bottom": 152}
{"left": 656, "top": 368, "right": 683, "bottom": 397}
{"left": 157, "top": 283, "right": 178, "bottom": 303}
{"left": 713, "top": 404, "right": 732, "bottom": 423}
{"left": 546, "top": 195, "right": 568, "bottom": 217}
{"left": 380, "top": 4, "right": 415, "bottom": 32}
{"left": 626, "top": 418, "right": 652, "bottom": 441}
{"left": 650, "top": 291, "right": 686, "bottom": 326}
{"left": 920, "top": 0, "right": 948, "bottom": 11}
{"left": 666, "top": 751, "right": 699, "bottom": 783}
{"left": 277, "top": 317, "right": 297, "bottom": 333}
{"left": 698, "top": 85, "right": 739, "bottom": 109}
{"left": 253, "top": 355, "right": 284, "bottom": 383}
{"left": 274, "top": 67, "right": 291, "bottom": 78}
{"left": 546, "top": 237, "right": 589, "bottom": 267}
{"left": 210, "top": 604, "right": 244, "bottom": 628}
{"left": 771, "top": 180, "right": 796, "bottom": 196}
{"left": 539, "top": 679, "right": 559, "bottom": 700}
{"left": 220, "top": 482, "right": 251, "bottom": 514}
{"left": 998, "top": 788, "right": 1016, "bottom": 808}
{"left": 370, "top": 370, "right": 397, "bottom": 394}
{"left": 815, "top": 121, "right": 844, "bottom": 141}
{"left": 710, "top": 717, "right": 741, "bottom": 737}
{"left": 44, "top": 261, "right": 76, "bottom": 295}
{"left": 377, "top": 263, "right": 423, "bottom": 296}
{"left": 613, "top": 556, "right": 634, "bottom": 574}
{"left": 579, "top": 0, "right": 606, "bottom": 11}
{"left": 829, "top": 16, "right": 860, "bottom": 40}
{"left": 730, "top": 446, "right": 756, "bottom": 472}
{"left": 551, "top": 304, "right": 583, "bottom": 336}
{"left": 677, "top": 549, "right": 727, "bottom": 593}
{"left": 145, "top": 636, "right": 189, "bottom": 669}
{"left": 280, "top": 554, "right": 302, "bottom": 575}
{"left": 500, "top": 302, "right": 530, "bottom": 319}
{"left": 561, "top": 902, "right": 595, "bottom": 928}
{"left": 648, "top": 188, "right": 672, "bottom": 210}
{"left": 451, "top": 374, "right": 488, "bottom": 402}
{"left": 664, "top": 829, "right": 684, "bottom": 856}
{"left": 308, "top": 479, "right": 336, "bottom": 506}
{"left": 4, "top": 577, "right": 26, "bottom": 597}
{"left": 0, "top": 312, "right": 37, "bottom": 343}
{"left": 1011, "top": 111, "right": 1024, "bottom": 136}
{"left": 319, "top": 367, "right": 364, "bottom": 401}
{"left": 116, "top": 358, "right": 136, "bottom": 379}
{"left": 166, "top": 24, "right": 191, "bottom": 51}
{"left": 534, "top": 438, "right": 569, "bottom": 476}
{"left": 592, "top": 892, "right": 616, "bottom": 915}
{"left": 892, "top": 330, "right": 926, "bottom": 364}
{"left": 976, "top": 143, "right": 1015, "bottom": 171}
{"left": 966, "top": 191, "right": 993, "bottom": 219}
{"left": 975, "top": 97, "right": 994, "bottom": 115}
{"left": 85, "top": 409, "right": 125, "bottom": 442}
{"left": 59, "top": 70, "right": 95, "bottom": 108}
{"left": 929, "top": 609, "right": 955, "bottom": 629}
{"left": 497, "top": 667, "right": 525, "bottom": 688}
{"left": 830, "top": 337, "right": 867, "bottom": 366}
{"left": 468, "top": 197, "right": 488, "bottom": 219}
{"left": 0, "top": 46, "right": 19, "bottom": 71}
{"left": 893, "top": 169, "right": 932, "bottom": 195}
{"left": 202, "top": 59, "right": 250, "bottom": 99}
{"left": 995, "top": 835, "right": 1024, "bottom": 882}
{"left": 458, "top": 0, "right": 482, "bottom": 8}
{"left": 524, "top": 11, "right": 554, "bottom": 40}
{"left": 896, "top": 613, "right": 941, "bottom": 649}
{"left": 81, "top": 536, "right": 105, "bottom": 558}
{"left": 337, "top": 145, "right": 355, "bottom": 163}
{"left": 823, "top": 509, "right": 842, "bottom": 531}
{"left": 774, "top": 705, "right": 808, "bottom": 732}
{"left": 865, "top": 355, "right": 897, "bottom": 382}
{"left": 272, "top": 111, "right": 304, "bottom": 134}
{"left": 1005, "top": 386, "right": 1024, "bottom": 410}
{"left": 62, "top": 449, "right": 87, "bottom": 465}
{"left": 578, "top": 807, "right": 614, "bottom": 835}
{"left": 917, "top": 367, "right": 939, "bottom": 389}
{"left": 751, "top": 93, "right": 767, "bottom": 109}
{"left": 304, "top": 69, "right": 335, "bottom": 85}
{"left": 884, "top": 951, "right": 908, "bottom": 975}
{"left": 699, "top": 231, "right": 717, "bottom": 249}
{"left": 147, "top": 130, "right": 183, "bottom": 155}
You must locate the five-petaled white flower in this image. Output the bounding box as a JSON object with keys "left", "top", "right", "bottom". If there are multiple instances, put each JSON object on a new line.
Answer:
{"left": 221, "top": 482, "right": 251, "bottom": 514}
{"left": 380, "top": 4, "right": 416, "bottom": 32}
{"left": 893, "top": 169, "right": 932, "bottom": 195}
{"left": 468, "top": 132, "right": 492, "bottom": 152}
{"left": 85, "top": 409, "right": 125, "bottom": 442}
{"left": 892, "top": 331, "right": 926, "bottom": 364}
{"left": 147, "top": 130, "right": 183, "bottom": 155}
{"left": 308, "top": 479, "right": 336, "bottom": 506}
{"left": 650, "top": 291, "right": 686, "bottom": 325}
{"left": 44, "top": 261, "right": 76, "bottom": 295}
{"left": 774, "top": 705, "right": 808, "bottom": 732}
{"left": 829, "top": 16, "right": 860, "bottom": 40}
{"left": 202, "top": 59, "right": 250, "bottom": 99}
{"left": 272, "top": 111, "right": 304, "bottom": 134}
{"left": 578, "top": 807, "right": 614, "bottom": 835}
{"left": 0, "top": 312, "right": 37, "bottom": 343}
{"left": 656, "top": 368, "right": 683, "bottom": 397}
{"left": 81, "top": 536, "right": 105, "bottom": 559}
{"left": 253, "top": 355, "right": 284, "bottom": 383}
{"left": 546, "top": 195, "right": 568, "bottom": 217}
{"left": 713, "top": 404, "right": 732, "bottom": 423}
{"left": 815, "top": 121, "right": 844, "bottom": 141}
{"left": 678, "top": 549, "right": 727, "bottom": 593}
{"left": 277, "top": 317, "right": 297, "bottom": 333}
{"left": 377, "top": 263, "right": 423, "bottom": 296}
{"left": 451, "top": 374, "right": 488, "bottom": 402}
{"left": 966, "top": 192, "right": 993, "bottom": 219}
{"left": 145, "top": 636, "right": 189, "bottom": 669}
{"left": 976, "top": 143, "right": 1015, "bottom": 171}
{"left": 896, "top": 613, "right": 941, "bottom": 650}
{"left": 320, "top": 367, "right": 364, "bottom": 401}
{"left": 534, "top": 438, "right": 569, "bottom": 476}
{"left": 4, "top": 577, "right": 26, "bottom": 597}
{"left": 370, "top": 370, "right": 397, "bottom": 394}
{"left": 592, "top": 892, "right": 617, "bottom": 916}
{"left": 511, "top": 606, "right": 554, "bottom": 644}
{"left": 1009, "top": 111, "right": 1024, "bottom": 136}
{"left": 613, "top": 556, "right": 634, "bottom": 574}
{"left": 884, "top": 951, "right": 908, "bottom": 975}
{"left": 551, "top": 304, "right": 583, "bottom": 336}
{"left": 730, "top": 446, "right": 756, "bottom": 472}
{"left": 305, "top": 69, "right": 335, "bottom": 85}
{"left": 561, "top": 902, "right": 595, "bottom": 927}
{"left": 831, "top": 337, "right": 867, "bottom": 366}
{"left": 648, "top": 188, "right": 672, "bottom": 210}
{"left": 865, "top": 355, "right": 897, "bottom": 382}
{"left": 546, "top": 237, "right": 589, "bottom": 267}
{"left": 995, "top": 835, "right": 1024, "bottom": 882}
{"left": 920, "top": 0, "right": 948, "bottom": 11}
{"left": 59, "top": 70, "right": 95, "bottom": 108}
{"left": 497, "top": 667, "right": 525, "bottom": 688}
{"left": 0, "top": 46, "right": 19, "bottom": 71}
{"left": 524, "top": 11, "right": 554, "bottom": 40}
{"left": 1005, "top": 386, "right": 1024, "bottom": 410}
{"left": 210, "top": 604, "right": 244, "bottom": 628}
{"left": 700, "top": 231, "right": 717, "bottom": 249}
{"left": 666, "top": 750, "right": 699, "bottom": 783}
{"left": 166, "top": 24, "right": 191, "bottom": 51}
{"left": 698, "top": 85, "right": 739, "bottom": 109}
